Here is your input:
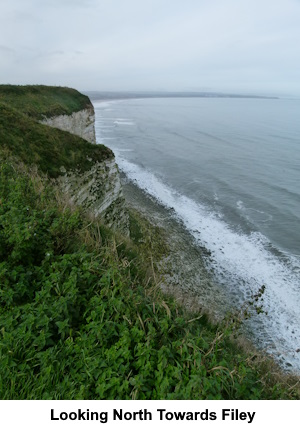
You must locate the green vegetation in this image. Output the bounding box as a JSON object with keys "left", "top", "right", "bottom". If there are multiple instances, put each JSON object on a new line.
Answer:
{"left": 0, "top": 103, "right": 112, "bottom": 177}
{"left": 0, "top": 85, "right": 298, "bottom": 399}
{"left": 0, "top": 85, "right": 92, "bottom": 120}
{"left": 0, "top": 162, "right": 298, "bottom": 400}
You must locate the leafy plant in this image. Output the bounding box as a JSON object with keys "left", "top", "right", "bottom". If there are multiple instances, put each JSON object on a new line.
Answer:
{"left": 0, "top": 162, "right": 297, "bottom": 400}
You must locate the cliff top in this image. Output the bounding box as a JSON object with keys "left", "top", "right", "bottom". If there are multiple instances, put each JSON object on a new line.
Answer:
{"left": 0, "top": 85, "right": 93, "bottom": 120}
{"left": 0, "top": 99, "right": 112, "bottom": 178}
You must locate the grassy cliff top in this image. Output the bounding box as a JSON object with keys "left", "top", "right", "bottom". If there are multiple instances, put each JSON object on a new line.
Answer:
{"left": 0, "top": 102, "right": 112, "bottom": 177}
{"left": 0, "top": 85, "right": 93, "bottom": 120}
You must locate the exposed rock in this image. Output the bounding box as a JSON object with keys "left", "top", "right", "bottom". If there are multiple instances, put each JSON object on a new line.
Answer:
{"left": 40, "top": 107, "right": 96, "bottom": 143}
{"left": 43, "top": 105, "right": 129, "bottom": 233}
{"left": 59, "top": 158, "right": 129, "bottom": 235}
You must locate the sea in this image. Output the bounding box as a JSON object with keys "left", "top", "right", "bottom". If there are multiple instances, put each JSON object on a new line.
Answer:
{"left": 92, "top": 95, "right": 300, "bottom": 372}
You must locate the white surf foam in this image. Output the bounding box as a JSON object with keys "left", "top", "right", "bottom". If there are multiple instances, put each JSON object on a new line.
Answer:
{"left": 113, "top": 120, "right": 135, "bottom": 126}
{"left": 236, "top": 200, "right": 244, "bottom": 210}
{"left": 115, "top": 152, "right": 300, "bottom": 371}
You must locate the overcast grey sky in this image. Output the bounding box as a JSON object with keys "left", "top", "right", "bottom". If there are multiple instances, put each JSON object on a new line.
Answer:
{"left": 1, "top": 0, "right": 300, "bottom": 95}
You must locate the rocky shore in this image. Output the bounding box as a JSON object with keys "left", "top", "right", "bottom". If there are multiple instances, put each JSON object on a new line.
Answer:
{"left": 120, "top": 173, "right": 231, "bottom": 321}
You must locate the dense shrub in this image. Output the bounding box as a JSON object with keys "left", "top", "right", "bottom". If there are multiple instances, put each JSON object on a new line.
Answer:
{"left": 0, "top": 162, "right": 296, "bottom": 399}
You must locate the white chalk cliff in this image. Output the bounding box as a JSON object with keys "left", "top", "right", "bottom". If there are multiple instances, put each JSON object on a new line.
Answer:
{"left": 40, "top": 107, "right": 96, "bottom": 143}
{"left": 42, "top": 105, "right": 129, "bottom": 234}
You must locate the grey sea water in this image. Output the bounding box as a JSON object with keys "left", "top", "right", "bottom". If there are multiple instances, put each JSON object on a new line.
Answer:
{"left": 93, "top": 96, "right": 300, "bottom": 372}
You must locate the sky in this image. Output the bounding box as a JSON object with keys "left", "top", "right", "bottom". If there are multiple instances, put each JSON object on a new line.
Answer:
{"left": 1, "top": 0, "right": 300, "bottom": 96}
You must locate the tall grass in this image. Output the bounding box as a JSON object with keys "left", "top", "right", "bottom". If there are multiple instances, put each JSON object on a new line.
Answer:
{"left": 0, "top": 161, "right": 298, "bottom": 400}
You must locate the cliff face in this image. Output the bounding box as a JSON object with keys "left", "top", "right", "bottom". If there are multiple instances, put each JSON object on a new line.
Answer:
{"left": 47, "top": 105, "right": 128, "bottom": 234}
{"left": 0, "top": 84, "right": 128, "bottom": 233}
{"left": 40, "top": 107, "right": 96, "bottom": 143}
{"left": 59, "top": 158, "right": 129, "bottom": 234}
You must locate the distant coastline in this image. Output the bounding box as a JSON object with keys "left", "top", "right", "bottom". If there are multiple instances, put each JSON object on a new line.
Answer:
{"left": 85, "top": 90, "right": 279, "bottom": 102}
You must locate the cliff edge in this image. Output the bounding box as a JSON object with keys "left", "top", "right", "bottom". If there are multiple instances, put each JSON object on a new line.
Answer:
{"left": 0, "top": 85, "right": 128, "bottom": 233}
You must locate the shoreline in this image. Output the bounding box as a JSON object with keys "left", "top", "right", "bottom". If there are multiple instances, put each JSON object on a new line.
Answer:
{"left": 121, "top": 172, "right": 245, "bottom": 320}
{"left": 120, "top": 172, "right": 300, "bottom": 378}
{"left": 92, "top": 97, "right": 300, "bottom": 375}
